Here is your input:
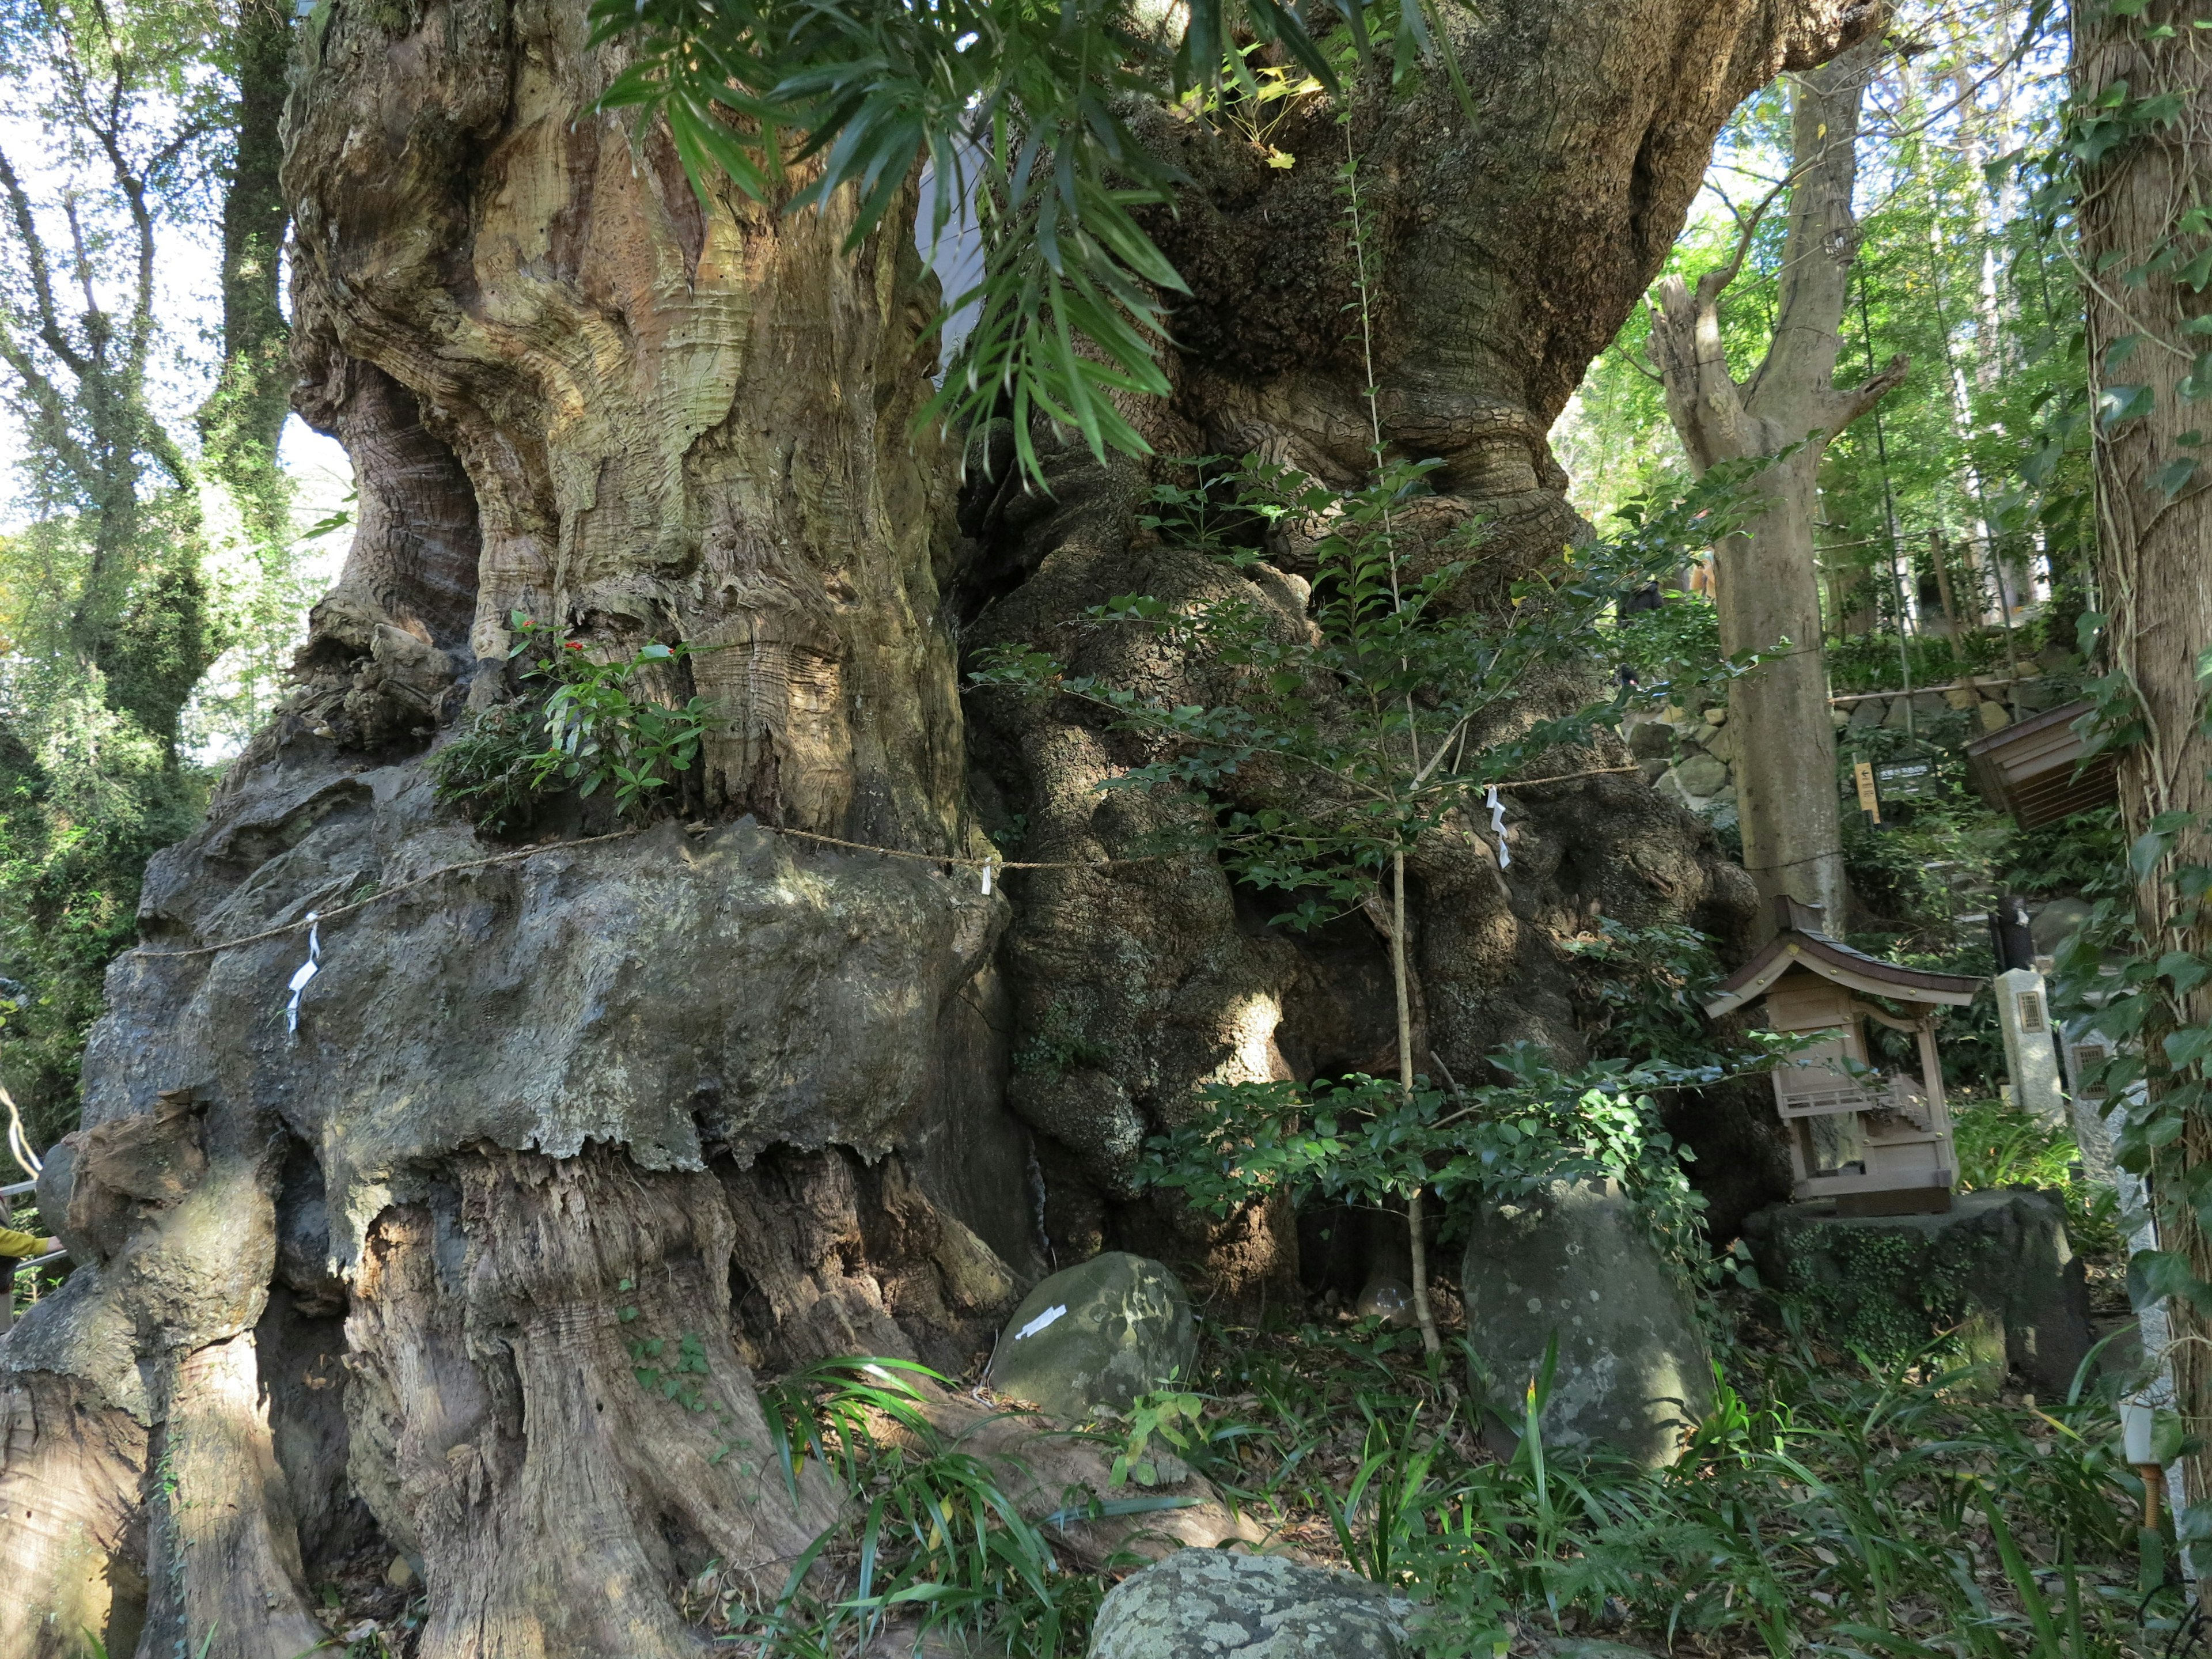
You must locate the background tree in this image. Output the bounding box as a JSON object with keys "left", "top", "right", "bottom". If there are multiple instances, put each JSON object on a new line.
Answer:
{"left": 0, "top": 0, "right": 297, "bottom": 1148}
{"left": 2068, "top": 0, "right": 2212, "bottom": 1597}
{"left": 1647, "top": 32, "right": 1908, "bottom": 930}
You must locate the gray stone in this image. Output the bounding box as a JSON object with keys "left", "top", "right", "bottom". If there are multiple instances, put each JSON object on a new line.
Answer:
{"left": 1671, "top": 753, "right": 1728, "bottom": 798}
{"left": 2031, "top": 896, "right": 2093, "bottom": 957}
{"left": 1460, "top": 1180, "right": 1712, "bottom": 1468}
{"left": 1704, "top": 722, "right": 1738, "bottom": 765}
{"left": 1880, "top": 692, "right": 1946, "bottom": 729}
{"left": 1626, "top": 721, "right": 1675, "bottom": 761}
{"left": 1088, "top": 1550, "right": 1409, "bottom": 1659}
{"left": 1846, "top": 697, "right": 1886, "bottom": 729}
{"left": 1976, "top": 700, "right": 2012, "bottom": 733}
{"left": 1741, "top": 1188, "right": 2092, "bottom": 1395}
{"left": 1699, "top": 707, "right": 1728, "bottom": 727}
{"left": 987, "top": 1251, "right": 1195, "bottom": 1421}
{"left": 2013, "top": 679, "right": 2054, "bottom": 714}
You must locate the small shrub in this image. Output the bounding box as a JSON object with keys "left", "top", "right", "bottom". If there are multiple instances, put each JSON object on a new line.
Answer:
{"left": 424, "top": 699, "right": 544, "bottom": 835}
{"left": 427, "top": 615, "right": 716, "bottom": 831}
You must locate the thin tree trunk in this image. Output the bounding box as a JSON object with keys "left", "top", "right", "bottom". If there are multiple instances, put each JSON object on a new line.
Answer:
{"left": 1930, "top": 528, "right": 1960, "bottom": 634}
{"left": 1392, "top": 849, "right": 1440, "bottom": 1354}
{"left": 2073, "top": 0, "right": 2212, "bottom": 1600}
{"left": 1648, "top": 33, "right": 1908, "bottom": 934}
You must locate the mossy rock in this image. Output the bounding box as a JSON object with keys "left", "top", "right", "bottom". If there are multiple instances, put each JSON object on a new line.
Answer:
{"left": 986, "top": 1251, "right": 1195, "bottom": 1422}
{"left": 1742, "top": 1188, "right": 2090, "bottom": 1392}
{"left": 1460, "top": 1179, "right": 1712, "bottom": 1469}
{"left": 1088, "top": 1550, "right": 1409, "bottom": 1658}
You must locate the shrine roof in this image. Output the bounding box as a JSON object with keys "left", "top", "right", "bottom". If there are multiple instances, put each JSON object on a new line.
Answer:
{"left": 1701, "top": 902, "right": 1982, "bottom": 1017}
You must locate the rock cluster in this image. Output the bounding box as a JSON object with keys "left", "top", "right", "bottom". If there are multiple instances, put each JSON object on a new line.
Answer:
{"left": 1629, "top": 670, "right": 2066, "bottom": 820}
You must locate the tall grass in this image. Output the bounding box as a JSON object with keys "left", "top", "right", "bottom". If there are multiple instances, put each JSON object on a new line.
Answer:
{"left": 1951, "top": 1096, "right": 2123, "bottom": 1260}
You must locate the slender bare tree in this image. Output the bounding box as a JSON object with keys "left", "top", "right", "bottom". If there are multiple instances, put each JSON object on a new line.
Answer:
{"left": 1649, "top": 32, "right": 1910, "bottom": 931}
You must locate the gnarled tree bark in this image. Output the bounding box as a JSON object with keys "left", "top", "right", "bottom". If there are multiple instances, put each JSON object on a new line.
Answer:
{"left": 2, "top": 1, "right": 1872, "bottom": 1652}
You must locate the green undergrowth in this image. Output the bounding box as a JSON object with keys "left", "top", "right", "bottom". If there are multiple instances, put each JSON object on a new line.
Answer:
{"left": 692, "top": 1315, "right": 2185, "bottom": 1659}
{"left": 1951, "top": 1097, "right": 2124, "bottom": 1268}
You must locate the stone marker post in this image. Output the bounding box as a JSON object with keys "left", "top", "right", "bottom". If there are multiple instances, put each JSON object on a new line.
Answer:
{"left": 1990, "top": 893, "right": 2066, "bottom": 1128}
{"left": 1995, "top": 965, "right": 2068, "bottom": 1128}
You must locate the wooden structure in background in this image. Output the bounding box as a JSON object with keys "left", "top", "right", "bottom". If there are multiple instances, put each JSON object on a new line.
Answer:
{"left": 1705, "top": 900, "right": 1981, "bottom": 1216}
{"left": 1963, "top": 701, "right": 2118, "bottom": 828}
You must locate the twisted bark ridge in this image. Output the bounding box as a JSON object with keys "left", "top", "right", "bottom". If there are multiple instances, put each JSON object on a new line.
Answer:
{"left": 0, "top": 1, "right": 1865, "bottom": 1653}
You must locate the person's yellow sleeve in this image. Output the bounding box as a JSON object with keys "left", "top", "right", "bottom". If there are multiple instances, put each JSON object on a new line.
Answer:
{"left": 0, "top": 1225, "right": 47, "bottom": 1258}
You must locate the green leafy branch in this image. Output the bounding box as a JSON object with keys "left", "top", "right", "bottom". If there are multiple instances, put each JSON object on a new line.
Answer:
{"left": 1132, "top": 1044, "right": 1804, "bottom": 1291}
{"left": 428, "top": 613, "right": 717, "bottom": 831}
{"left": 589, "top": 0, "right": 1469, "bottom": 480}
{"left": 971, "top": 453, "right": 1765, "bottom": 928}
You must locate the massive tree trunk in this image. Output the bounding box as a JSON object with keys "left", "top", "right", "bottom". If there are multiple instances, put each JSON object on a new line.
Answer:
{"left": 1647, "top": 33, "right": 1907, "bottom": 932}
{"left": 2073, "top": 0, "right": 2212, "bottom": 1598}
{"left": 1, "top": 1, "right": 1868, "bottom": 1652}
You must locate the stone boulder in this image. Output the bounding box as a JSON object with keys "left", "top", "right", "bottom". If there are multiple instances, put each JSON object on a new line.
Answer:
{"left": 986, "top": 1252, "right": 1196, "bottom": 1421}
{"left": 1088, "top": 1550, "right": 1409, "bottom": 1659}
{"left": 1460, "top": 1179, "right": 1712, "bottom": 1468}
{"left": 1672, "top": 752, "right": 1729, "bottom": 797}
{"left": 1741, "top": 1188, "right": 2092, "bottom": 1394}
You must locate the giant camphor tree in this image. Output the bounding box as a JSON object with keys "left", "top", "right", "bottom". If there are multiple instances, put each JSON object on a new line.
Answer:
{"left": 0, "top": 0, "right": 1874, "bottom": 1653}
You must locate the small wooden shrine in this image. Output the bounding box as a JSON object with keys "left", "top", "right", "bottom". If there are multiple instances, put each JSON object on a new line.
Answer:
{"left": 1703, "top": 899, "right": 1982, "bottom": 1217}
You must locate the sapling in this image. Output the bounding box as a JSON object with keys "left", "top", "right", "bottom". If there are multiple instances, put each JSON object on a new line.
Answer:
{"left": 972, "top": 455, "right": 1760, "bottom": 1349}
{"left": 974, "top": 114, "right": 1761, "bottom": 1350}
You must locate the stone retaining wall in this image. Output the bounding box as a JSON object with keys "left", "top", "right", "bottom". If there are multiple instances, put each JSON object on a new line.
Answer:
{"left": 1631, "top": 672, "right": 2069, "bottom": 821}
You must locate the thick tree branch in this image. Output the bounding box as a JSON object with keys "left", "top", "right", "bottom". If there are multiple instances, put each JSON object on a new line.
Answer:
{"left": 1825, "top": 350, "right": 1911, "bottom": 428}
{"left": 0, "top": 148, "right": 90, "bottom": 380}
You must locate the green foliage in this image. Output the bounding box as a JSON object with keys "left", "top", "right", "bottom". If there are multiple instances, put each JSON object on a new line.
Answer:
{"left": 1558, "top": 915, "right": 1725, "bottom": 1066}
{"left": 2005, "top": 806, "right": 2129, "bottom": 899}
{"left": 420, "top": 700, "right": 543, "bottom": 837}
{"left": 1183, "top": 1317, "right": 2169, "bottom": 1659}
{"left": 1135, "top": 1044, "right": 1773, "bottom": 1284}
{"left": 0, "top": 665, "right": 204, "bottom": 1147}
{"left": 1950, "top": 1096, "right": 2122, "bottom": 1262}
{"left": 428, "top": 616, "right": 717, "bottom": 831}
{"left": 1604, "top": 585, "right": 1733, "bottom": 710}
{"left": 590, "top": 0, "right": 1467, "bottom": 480}
{"left": 1013, "top": 998, "right": 1111, "bottom": 1077}
{"left": 1105, "top": 1388, "right": 1207, "bottom": 1489}
{"left": 710, "top": 1298, "right": 2172, "bottom": 1659}
{"left": 974, "top": 454, "right": 1759, "bottom": 931}
{"left": 721, "top": 1357, "right": 1131, "bottom": 1656}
